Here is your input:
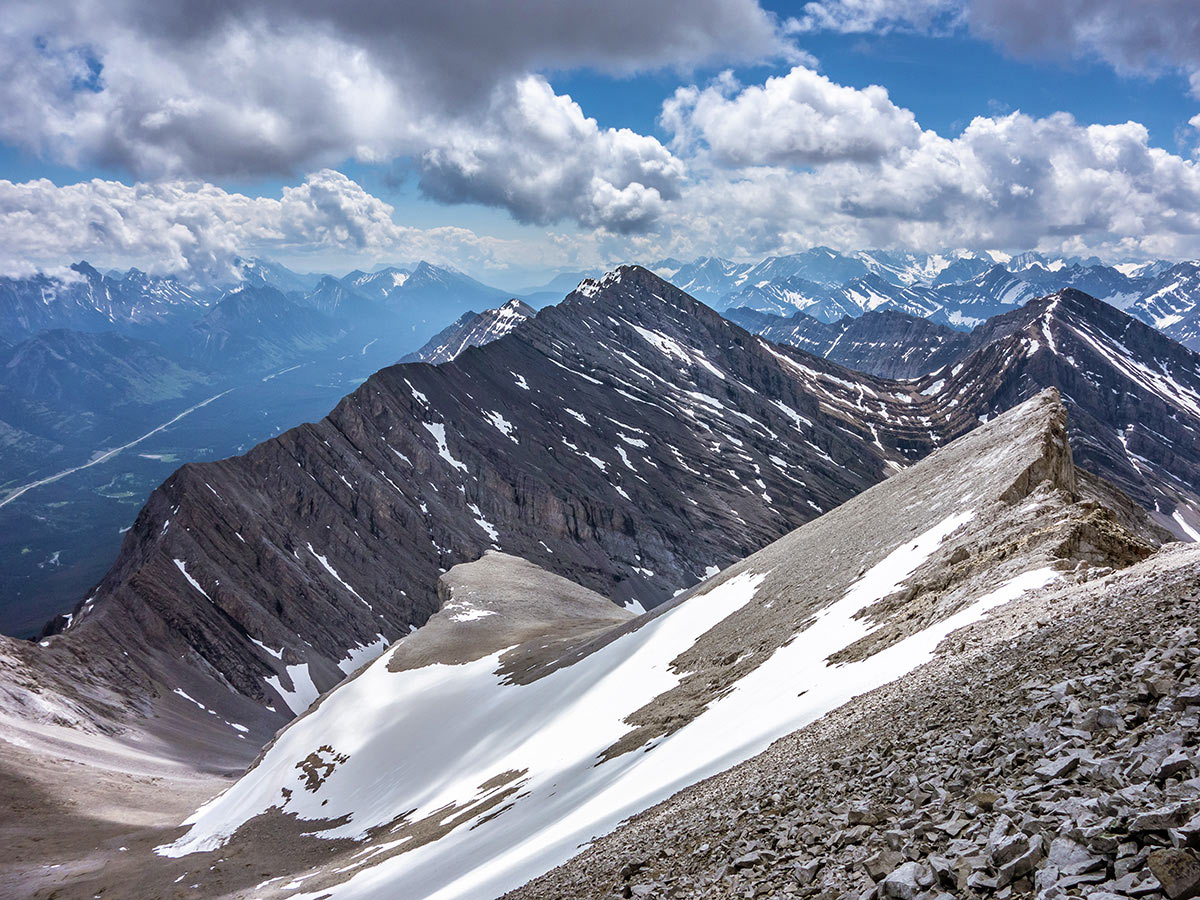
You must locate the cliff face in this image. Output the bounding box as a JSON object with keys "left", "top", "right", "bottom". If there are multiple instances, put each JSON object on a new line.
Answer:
{"left": 40, "top": 266, "right": 957, "bottom": 732}
{"left": 935, "top": 288, "right": 1200, "bottom": 535}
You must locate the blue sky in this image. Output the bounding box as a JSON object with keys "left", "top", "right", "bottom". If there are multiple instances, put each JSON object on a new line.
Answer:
{"left": 1, "top": 0, "right": 1199, "bottom": 284}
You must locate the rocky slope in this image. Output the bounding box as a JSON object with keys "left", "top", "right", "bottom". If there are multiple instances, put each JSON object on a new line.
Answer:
{"left": 726, "top": 307, "right": 971, "bottom": 379}
{"left": 33, "top": 265, "right": 960, "bottom": 738}
{"left": 509, "top": 542, "right": 1200, "bottom": 900}
{"left": 917, "top": 288, "right": 1200, "bottom": 539}
{"left": 129, "top": 390, "right": 1155, "bottom": 900}
{"left": 400, "top": 299, "right": 535, "bottom": 364}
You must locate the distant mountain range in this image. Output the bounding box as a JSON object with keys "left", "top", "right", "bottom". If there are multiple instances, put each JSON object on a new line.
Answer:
{"left": 654, "top": 248, "right": 1200, "bottom": 350}
{"left": 0, "top": 257, "right": 527, "bottom": 638}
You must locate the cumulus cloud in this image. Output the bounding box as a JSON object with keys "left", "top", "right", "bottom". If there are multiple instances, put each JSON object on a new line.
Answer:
{"left": 790, "top": 0, "right": 1200, "bottom": 90}
{"left": 417, "top": 77, "right": 685, "bottom": 233}
{"left": 0, "top": 170, "right": 548, "bottom": 279}
{"left": 662, "top": 67, "right": 922, "bottom": 166}
{"left": 0, "top": 0, "right": 793, "bottom": 232}
{"left": 658, "top": 101, "right": 1200, "bottom": 261}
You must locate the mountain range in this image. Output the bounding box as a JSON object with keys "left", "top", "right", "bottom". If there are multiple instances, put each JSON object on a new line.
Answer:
{"left": 657, "top": 248, "right": 1200, "bottom": 350}
{"left": 0, "top": 258, "right": 523, "bottom": 637}
{"left": 4, "top": 261, "right": 1200, "bottom": 900}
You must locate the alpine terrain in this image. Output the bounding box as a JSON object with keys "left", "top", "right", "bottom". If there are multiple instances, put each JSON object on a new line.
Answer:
{"left": 2, "top": 268, "right": 1199, "bottom": 900}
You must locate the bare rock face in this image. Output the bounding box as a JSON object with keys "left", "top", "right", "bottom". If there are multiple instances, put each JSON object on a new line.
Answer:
{"left": 726, "top": 306, "right": 971, "bottom": 379}
{"left": 35, "top": 265, "right": 969, "bottom": 734}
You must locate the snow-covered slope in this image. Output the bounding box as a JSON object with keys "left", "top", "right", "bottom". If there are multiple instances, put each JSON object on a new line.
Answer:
{"left": 155, "top": 391, "right": 1153, "bottom": 900}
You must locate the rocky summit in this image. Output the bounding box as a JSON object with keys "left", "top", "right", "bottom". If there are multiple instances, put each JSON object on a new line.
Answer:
{"left": 111, "top": 389, "right": 1177, "bottom": 900}
{"left": 28, "top": 265, "right": 978, "bottom": 740}
{"left": 400, "top": 298, "right": 535, "bottom": 364}
{"left": 3, "top": 268, "right": 1200, "bottom": 900}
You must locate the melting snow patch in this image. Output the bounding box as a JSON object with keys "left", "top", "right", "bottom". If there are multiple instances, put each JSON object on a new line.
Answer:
{"left": 308, "top": 544, "right": 371, "bottom": 608}
{"left": 484, "top": 412, "right": 518, "bottom": 443}
{"left": 265, "top": 663, "right": 319, "bottom": 716}
{"left": 251, "top": 638, "right": 284, "bottom": 660}
{"left": 468, "top": 504, "right": 500, "bottom": 544}
{"left": 445, "top": 601, "right": 497, "bottom": 623}
{"left": 623, "top": 598, "right": 647, "bottom": 614}
{"left": 423, "top": 422, "right": 468, "bottom": 473}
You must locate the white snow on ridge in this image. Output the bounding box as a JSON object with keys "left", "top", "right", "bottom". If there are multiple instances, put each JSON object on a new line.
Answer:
{"left": 173, "top": 560, "right": 211, "bottom": 602}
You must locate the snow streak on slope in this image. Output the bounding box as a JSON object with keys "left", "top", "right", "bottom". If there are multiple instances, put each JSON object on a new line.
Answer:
{"left": 160, "top": 510, "right": 1058, "bottom": 900}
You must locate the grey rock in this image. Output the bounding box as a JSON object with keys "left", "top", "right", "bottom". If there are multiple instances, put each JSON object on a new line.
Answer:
{"left": 882, "top": 862, "right": 931, "bottom": 900}
{"left": 1148, "top": 848, "right": 1200, "bottom": 899}
{"left": 864, "top": 850, "right": 907, "bottom": 881}
{"left": 1036, "top": 755, "right": 1080, "bottom": 779}
{"left": 1049, "top": 837, "right": 1106, "bottom": 876}
{"left": 1132, "top": 804, "right": 1195, "bottom": 833}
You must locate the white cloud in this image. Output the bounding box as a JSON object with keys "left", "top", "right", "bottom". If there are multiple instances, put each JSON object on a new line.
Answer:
{"left": 0, "top": 0, "right": 792, "bottom": 232}
{"left": 416, "top": 77, "right": 685, "bottom": 233}
{"left": 656, "top": 98, "right": 1200, "bottom": 261}
{"left": 0, "top": 171, "right": 563, "bottom": 279}
{"left": 662, "top": 67, "right": 922, "bottom": 166}
{"left": 791, "top": 0, "right": 1200, "bottom": 90}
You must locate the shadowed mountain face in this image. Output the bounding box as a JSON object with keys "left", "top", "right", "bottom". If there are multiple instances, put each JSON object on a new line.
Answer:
{"left": 189, "top": 284, "right": 345, "bottom": 368}
{"left": 725, "top": 307, "right": 971, "bottom": 379}
{"left": 919, "top": 288, "right": 1200, "bottom": 536}
{"left": 20, "top": 274, "right": 1200, "bottom": 759}
{"left": 32, "top": 266, "right": 971, "bottom": 736}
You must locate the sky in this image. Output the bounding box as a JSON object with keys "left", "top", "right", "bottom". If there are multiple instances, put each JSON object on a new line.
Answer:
{"left": 2, "top": 0, "right": 1200, "bottom": 287}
